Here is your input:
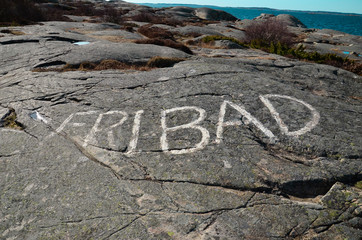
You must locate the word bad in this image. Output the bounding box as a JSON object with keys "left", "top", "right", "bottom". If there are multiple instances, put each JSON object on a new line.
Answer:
{"left": 53, "top": 94, "right": 320, "bottom": 155}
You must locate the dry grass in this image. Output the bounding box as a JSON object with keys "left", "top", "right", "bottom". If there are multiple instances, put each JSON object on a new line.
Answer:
{"left": 94, "top": 60, "right": 149, "bottom": 71}
{"left": 146, "top": 56, "right": 185, "bottom": 68}
{"left": 137, "top": 24, "right": 175, "bottom": 40}
{"left": 33, "top": 57, "right": 186, "bottom": 72}
{"left": 33, "top": 60, "right": 149, "bottom": 72}
{"left": 134, "top": 38, "right": 193, "bottom": 54}
{"left": 0, "top": 29, "right": 25, "bottom": 35}
{"left": 349, "top": 96, "right": 362, "bottom": 101}
{"left": 91, "top": 35, "right": 132, "bottom": 43}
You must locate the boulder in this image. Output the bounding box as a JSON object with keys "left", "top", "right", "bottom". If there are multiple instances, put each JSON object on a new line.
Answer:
{"left": 34, "top": 42, "right": 190, "bottom": 67}
{"left": 253, "top": 13, "right": 275, "bottom": 20}
{"left": 251, "top": 13, "right": 307, "bottom": 28}
{"left": 172, "top": 25, "right": 224, "bottom": 36}
{"left": 276, "top": 14, "right": 307, "bottom": 28}
{"left": 193, "top": 7, "right": 238, "bottom": 21}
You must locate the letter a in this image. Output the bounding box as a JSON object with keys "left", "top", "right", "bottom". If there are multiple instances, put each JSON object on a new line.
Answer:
{"left": 216, "top": 100, "right": 277, "bottom": 144}
{"left": 160, "top": 106, "right": 210, "bottom": 154}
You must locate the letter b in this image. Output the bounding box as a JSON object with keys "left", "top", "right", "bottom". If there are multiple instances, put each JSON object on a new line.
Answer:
{"left": 160, "top": 106, "right": 210, "bottom": 154}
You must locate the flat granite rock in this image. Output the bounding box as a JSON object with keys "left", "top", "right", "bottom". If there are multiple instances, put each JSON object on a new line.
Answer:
{"left": 0, "top": 21, "right": 361, "bottom": 240}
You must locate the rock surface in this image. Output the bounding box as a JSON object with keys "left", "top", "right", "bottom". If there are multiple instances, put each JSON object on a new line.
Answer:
{"left": 0, "top": 2, "right": 361, "bottom": 239}
{"left": 193, "top": 7, "right": 238, "bottom": 21}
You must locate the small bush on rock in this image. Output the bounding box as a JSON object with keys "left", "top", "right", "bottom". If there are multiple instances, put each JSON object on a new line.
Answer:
{"left": 102, "top": 6, "right": 124, "bottom": 24}
{"left": 249, "top": 42, "right": 362, "bottom": 75}
{"left": 202, "top": 35, "right": 246, "bottom": 47}
{"left": 244, "top": 18, "right": 295, "bottom": 46}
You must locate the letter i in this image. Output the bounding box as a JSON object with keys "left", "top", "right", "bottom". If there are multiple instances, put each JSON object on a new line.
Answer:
{"left": 126, "top": 110, "right": 144, "bottom": 155}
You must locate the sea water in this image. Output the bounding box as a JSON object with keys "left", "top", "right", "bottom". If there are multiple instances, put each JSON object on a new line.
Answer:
{"left": 139, "top": 3, "right": 362, "bottom": 36}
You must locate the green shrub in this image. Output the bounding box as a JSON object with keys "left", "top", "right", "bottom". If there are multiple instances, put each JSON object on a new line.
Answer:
{"left": 1, "top": 108, "right": 24, "bottom": 130}
{"left": 248, "top": 41, "right": 361, "bottom": 75}
{"left": 201, "top": 35, "right": 246, "bottom": 47}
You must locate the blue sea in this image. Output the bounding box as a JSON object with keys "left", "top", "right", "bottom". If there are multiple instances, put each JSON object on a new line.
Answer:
{"left": 137, "top": 3, "right": 362, "bottom": 36}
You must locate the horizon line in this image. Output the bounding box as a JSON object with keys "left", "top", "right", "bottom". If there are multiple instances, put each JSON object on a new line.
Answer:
{"left": 128, "top": 2, "right": 362, "bottom": 15}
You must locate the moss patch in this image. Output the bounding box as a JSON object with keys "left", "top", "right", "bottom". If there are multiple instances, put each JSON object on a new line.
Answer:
{"left": 354, "top": 181, "right": 362, "bottom": 189}
{"left": 201, "top": 35, "right": 246, "bottom": 47}
{"left": 1, "top": 108, "right": 25, "bottom": 130}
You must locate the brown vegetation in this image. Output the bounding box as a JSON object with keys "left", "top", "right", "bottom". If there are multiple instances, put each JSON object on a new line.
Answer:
{"left": 0, "top": 0, "right": 128, "bottom": 25}
{"left": 134, "top": 38, "right": 193, "bottom": 54}
{"left": 136, "top": 25, "right": 193, "bottom": 54}
{"left": 129, "top": 13, "right": 182, "bottom": 27}
{"left": 1, "top": 108, "right": 24, "bottom": 130}
{"left": 0, "top": 29, "right": 25, "bottom": 35}
{"left": 33, "top": 57, "right": 186, "bottom": 72}
{"left": 0, "top": 0, "right": 43, "bottom": 25}
{"left": 146, "top": 56, "right": 185, "bottom": 68}
{"left": 244, "top": 18, "right": 296, "bottom": 46}
{"left": 137, "top": 24, "right": 175, "bottom": 40}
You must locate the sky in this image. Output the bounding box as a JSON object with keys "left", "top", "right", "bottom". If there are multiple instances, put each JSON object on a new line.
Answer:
{"left": 126, "top": 0, "right": 362, "bottom": 14}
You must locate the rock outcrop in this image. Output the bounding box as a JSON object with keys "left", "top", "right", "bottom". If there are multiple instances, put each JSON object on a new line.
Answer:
{"left": 236, "top": 13, "right": 362, "bottom": 61}
{"left": 193, "top": 7, "right": 238, "bottom": 21}
{"left": 0, "top": 2, "right": 361, "bottom": 239}
{"left": 250, "top": 13, "right": 307, "bottom": 28}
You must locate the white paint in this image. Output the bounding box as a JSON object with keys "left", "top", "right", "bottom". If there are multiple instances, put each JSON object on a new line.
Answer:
{"left": 72, "top": 123, "right": 86, "bottom": 127}
{"left": 47, "top": 94, "right": 320, "bottom": 155}
{"left": 82, "top": 111, "right": 128, "bottom": 148}
{"left": 259, "top": 94, "right": 320, "bottom": 136}
{"left": 160, "top": 106, "right": 210, "bottom": 154}
{"left": 55, "top": 110, "right": 98, "bottom": 134}
{"left": 126, "top": 110, "right": 144, "bottom": 155}
{"left": 158, "top": 76, "right": 170, "bottom": 81}
{"left": 29, "top": 111, "right": 48, "bottom": 124}
{"left": 223, "top": 160, "right": 232, "bottom": 168}
{"left": 216, "top": 100, "right": 276, "bottom": 144}
{"left": 55, "top": 113, "right": 74, "bottom": 133}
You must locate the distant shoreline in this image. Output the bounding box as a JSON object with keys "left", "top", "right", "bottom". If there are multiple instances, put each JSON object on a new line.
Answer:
{"left": 133, "top": 3, "right": 362, "bottom": 36}
{"left": 131, "top": 2, "right": 362, "bottom": 16}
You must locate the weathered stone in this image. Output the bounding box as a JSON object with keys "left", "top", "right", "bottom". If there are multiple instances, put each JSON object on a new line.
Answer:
{"left": 0, "top": 107, "right": 9, "bottom": 127}
{"left": 276, "top": 14, "right": 307, "bottom": 28}
{"left": 0, "top": 4, "right": 361, "bottom": 239}
{"left": 193, "top": 7, "right": 238, "bottom": 21}
{"left": 214, "top": 39, "right": 245, "bottom": 49}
